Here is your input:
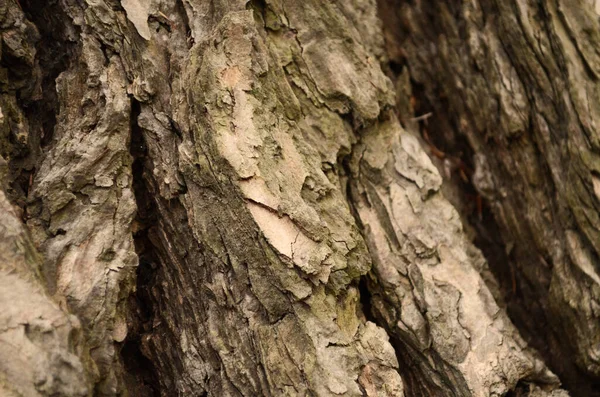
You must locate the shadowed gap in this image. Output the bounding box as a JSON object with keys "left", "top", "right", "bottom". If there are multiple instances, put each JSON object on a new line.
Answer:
{"left": 121, "top": 98, "right": 160, "bottom": 397}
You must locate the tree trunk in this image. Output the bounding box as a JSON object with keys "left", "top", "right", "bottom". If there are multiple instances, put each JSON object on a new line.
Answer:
{"left": 0, "top": 0, "right": 595, "bottom": 396}
{"left": 377, "top": 0, "right": 600, "bottom": 395}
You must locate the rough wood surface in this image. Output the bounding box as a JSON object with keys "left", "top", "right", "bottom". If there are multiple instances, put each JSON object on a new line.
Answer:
{"left": 0, "top": 185, "right": 88, "bottom": 397}
{"left": 0, "top": 0, "right": 594, "bottom": 396}
{"left": 377, "top": 0, "right": 600, "bottom": 394}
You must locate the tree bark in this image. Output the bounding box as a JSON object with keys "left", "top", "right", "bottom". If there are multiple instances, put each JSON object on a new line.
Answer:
{"left": 0, "top": 0, "right": 595, "bottom": 396}
{"left": 377, "top": 0, "right": 600, "bottom": 395}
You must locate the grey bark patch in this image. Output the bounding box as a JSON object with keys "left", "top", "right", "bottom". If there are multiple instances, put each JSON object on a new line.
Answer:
{"left": 122, "top": 0, "right": 152, "bottom": 40}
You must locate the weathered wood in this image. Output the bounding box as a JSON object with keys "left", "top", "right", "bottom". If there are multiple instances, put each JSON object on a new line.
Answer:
{"left": 0, "top": 0, "right": 593, "bottom": 395}
{"left": 376, "top": 0, "right": 600, "bottom": 394}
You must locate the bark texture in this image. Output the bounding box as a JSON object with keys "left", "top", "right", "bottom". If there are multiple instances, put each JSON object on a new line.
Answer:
{"left": 0, "top": 180, "right": 88, "bottom": 397}
{"left": 0, "top": 0, "right": 594, "bottom": 396}
{"left": 377, "top": 0, "right": 600, "bottom": 394}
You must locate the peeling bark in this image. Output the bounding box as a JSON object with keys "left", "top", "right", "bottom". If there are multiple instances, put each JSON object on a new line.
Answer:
{"left": 377, "top": 0, "right": 600, "bottom": 394}
{"left": 0, "top": 0, "right": 595, "bottom": 396}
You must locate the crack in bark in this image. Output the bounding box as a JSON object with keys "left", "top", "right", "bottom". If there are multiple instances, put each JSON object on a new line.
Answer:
{"left": 121, "top": 98, "right": 160, "bottom": 397}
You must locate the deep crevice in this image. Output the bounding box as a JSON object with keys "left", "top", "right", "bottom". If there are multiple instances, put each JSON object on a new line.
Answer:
{"left": 121, "top": 99, "right": 160, "bottom": 397}
{"left": 357, "top": 276, "right": 376, "bottom": 324}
